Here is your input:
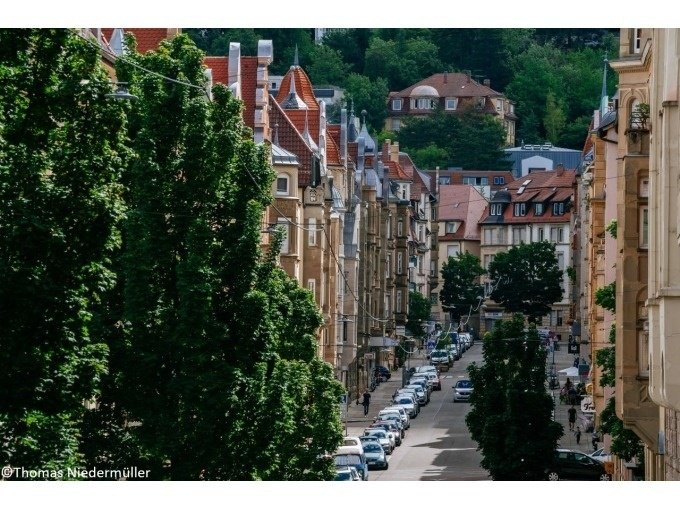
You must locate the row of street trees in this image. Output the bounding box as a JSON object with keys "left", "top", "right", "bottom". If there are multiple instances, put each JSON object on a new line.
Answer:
{"left": 439, "top": 242, "right": 565, "bottom": 479}
{"left": 0, "top": 29, "right": 344, "bottom": 480}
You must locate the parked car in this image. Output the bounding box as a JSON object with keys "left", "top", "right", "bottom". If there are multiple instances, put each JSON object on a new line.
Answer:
{"left": 429, "top": 349, "right": 451, "bottom": 371}
{"left": 342, "top": 436, "right": 364, "bottom": 454}
{"left": 370, "top": 421, "right": 402, "bottom": 446}
{"left": 374, "top": 365, "right": 391, "bottom": 381}
{"left": 545, "top": 449, "right": 611, "bottom": 481}
{"left": 415, "top": 365, "right": 439, "bottom": 375}
{"left": 422, "top": 372, "right": 442, "bottom": 391}
{"left": 392, "top": 395, "right": 417, "bottom": 418}
{"left": 407, "top": 379, "right": 431, "bottom": 401}
{"left": 334, "top": 446, "right": 369, "bottom": 481}
{"left": 394, "top": 389, "right": 420, "bottom": 413}
{"left": 362, "top": 440, "right": 389, "bottom": 470}
{"left": 589, "top": 448, "right": 613, "bottom": 464}
{"left": 404, "top": 384, "right": 428, "bottom": 405}
{"left": 377, "top": 410, "right": 408, "bottom": 434}
{"left": 362, "top": 429, "right": 393, "bottom": 454}
{"left": 379, "top": 406, "right": 410, "bottom": 429}
{"left": 453, "top": 379, "right": 474, "bottom": 402}
{"left": 447, "top": 344, "right": 460, "bottom": 361}
{"left": 334, "top": 466, "right": 362, "bottom": 481}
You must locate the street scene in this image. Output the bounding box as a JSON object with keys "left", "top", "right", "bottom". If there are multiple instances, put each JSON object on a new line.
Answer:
{"left": 2, "top": 18, "right": 680, "bottom": 496}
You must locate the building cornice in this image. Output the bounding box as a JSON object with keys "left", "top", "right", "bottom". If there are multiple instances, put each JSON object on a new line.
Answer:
{"left": 609, "top": 40, "right": 652, "bottom": 74}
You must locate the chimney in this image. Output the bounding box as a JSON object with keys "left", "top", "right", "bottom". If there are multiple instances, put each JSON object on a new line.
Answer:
{"left": 390, "top": 141, "right": 399, "bottom": 163}
{"left": 383, "top": 139, "right": 390, "bottom": 163}
{"left": 340, "top": 108, "right": 348, "bottom": 165}
{"left": 254, "top": 40, "right": 273, "bottom": 144}
{"left": 466, "top": 70, "right": 471, "bottom": 83}
{"left": 483, "top": 79, "right": 490, "bottom": 87}
{"left": 228, "top": 42, "right": 241, "bottom": 99}
{"left": 444, "top": 71, "right": 448, "bottom": 83}
{"left": 556, "top": 164, "right": 565, "bottom": 176}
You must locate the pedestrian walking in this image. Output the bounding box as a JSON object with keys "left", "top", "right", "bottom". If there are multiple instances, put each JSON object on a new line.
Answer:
{"left": 362, "top": 389, "right": 371, "bottom": 417}
{"left": 575, "top": 426, "right": 582, "bottom": 444}
{"left": 592, "top": 432, "right": 600, "bottom": 451}
{"left": 568, "top": 405, "right": 577, "bottom": 431}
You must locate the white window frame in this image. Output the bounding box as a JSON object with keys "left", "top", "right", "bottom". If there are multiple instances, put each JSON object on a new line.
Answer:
{"left": 308, "top": 218, "right": 317, "bottom": 246}
{"left": 639, "top": 178, "right": 649, "bottom": 198}
{"left": 496, "top": 99, "right": 503, "bottom": 112}
{"left": 638, "top": 330, "right": 649, "bottom": 377}
{"left": 276, "top": 174, "right": 289, "bottom": 195}
{"left": 307, "top": 278, "right": 316, "bottom": 297}
{"left": 538, "top": 228, "right": 544, "bottom": 242}
{"left": 513, "top": 202, "right": 526, "bottom": 216}
{"left": 633, "top": 28, "right": 642, "bottom": 54}
{"left": 493, "top": 176, "right": 505, "bottom": 185}
{"left": 397, "top": 252, "right": 403, "bottom": 275}
{"left": 535, "top": 203, "right": 544, "bottom": 215}
{"left": 386, "top": 254, "right": 391, "bottom": 278}
{"left": 490, "top": 203, "right": 503, "bottom": 216}
{"left": 391, "top": 119, "right": 401, "bottom": 131}
{"left": 278, "top": 218, "right": 290, "bottom": 254}
{"left": 640, "top": 206, "right": 649, "bottom": 248}
{"left": 398, "top": 219, "right": 403, "bottom": 237}
{"left": 396, "top": 290, "right": 403, "bottom": 313}
{"left": 445, "top": 97, "right": 458, "bottom": 110}
{"left": 392, "top": 98, "right": 402, "bottom": 111}
{"left": 553, "top": 202, "right": 565, "bottom": 216}
{"left": 447, "top": 245, "right": 459, "bottom": 259}
{"left": 430, "top": 260, "right": 436, "bottom": 277}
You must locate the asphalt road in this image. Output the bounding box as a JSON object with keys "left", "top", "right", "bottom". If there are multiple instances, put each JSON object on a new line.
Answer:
{"left": 348, "top": 343, "right": 490, "bottom": 481}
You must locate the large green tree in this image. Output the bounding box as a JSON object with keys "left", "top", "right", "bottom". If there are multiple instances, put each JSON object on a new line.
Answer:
{"left": 0, "top": 29, "right": 129, "bottom": 476}
{"left": 406, "top": 291, "right": 432, "bottom": 339}
{"left": 440, "top": 252, "right": 485, "bottom": 325}
{"left": 466, "top": 315, "right": 563, "bottom": 480}
{"left": 488, "top": 241, "right": 563, "bottom": 325}
{"left": 343, "top": 73, "right": 389, "bottom": 132}
{"left": 112, "top": 33, "right": 343, "bottom": 480}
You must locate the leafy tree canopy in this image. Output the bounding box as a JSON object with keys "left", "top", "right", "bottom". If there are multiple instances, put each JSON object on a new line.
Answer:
{"left": 466, "top": 315, "right": 563, "bottom": 480}
{"left": 406, "top": 291, "right": 432, "bottom": 338}
{"left": 439, "top": 252, "right": 485, "bottom": 324}
{"left": 488, "top": 241, "right": 563, "bottom": 325}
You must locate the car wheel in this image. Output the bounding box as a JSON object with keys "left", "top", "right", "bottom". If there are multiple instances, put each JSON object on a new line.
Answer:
{"left": 547, "top": 471, "right": 560, "bottom": 481}
{"left": 599, "top": 473, "right": 611, "bottom": 481}
{"left": 384, "top": 462, "right": 389, "bottom": 470}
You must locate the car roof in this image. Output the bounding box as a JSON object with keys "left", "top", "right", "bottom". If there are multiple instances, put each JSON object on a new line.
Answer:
{"left": 337, "top": 445, "right": 363, "bottom": 455}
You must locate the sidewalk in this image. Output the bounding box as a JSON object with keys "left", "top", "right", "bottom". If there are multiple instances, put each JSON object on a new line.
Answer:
{"left": 344, "top": 350, "right": 429, "bottom": 438}
{"left": 549, "top": 341, "right": 597, "bottom": 453}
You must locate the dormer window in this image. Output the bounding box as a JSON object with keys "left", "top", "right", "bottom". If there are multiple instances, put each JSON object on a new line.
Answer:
{"left": 513, "top": 203, "right": 526, "bottom": 216}
{"left": 410, "top": 98, "right": 434, "bottom": 110}
{"left": 490, "top": 203, "right": 503, "bottom": 216}
{"left": 553, "top": 202, "right": 565, "bottom": 216}
{"left": 445, "top": 221, "right": 460, "bottom": 234}
{"left": 392, "top": 99, "right": 402, "bottom": 111}
{"left": 493, "top": 176, "right": 505, "bottom": 185}
{"left": 445, "top": 98, "right": 458, "bottom": 110}
{"left": 534, "top": 203, "right": 544, "bottom": 216}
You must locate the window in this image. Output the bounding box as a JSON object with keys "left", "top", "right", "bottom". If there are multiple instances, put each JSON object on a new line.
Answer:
{"left": 308, "top": 218, "right": 317, "bottom": 246}
{"left": 445, "top": 97, "right": 458, "bottom": 110}
{"left": 385, "top": 293, "right": 391, "bottom": 317}
{"left": 430, "top": 261, "right": 436, "bottom": 277}
{"left": 410, "top": 98, "right": 434, "bottom": 109}
{"left": 484, "top": 254, "right": 495, "bottom": 269}
{"left": 484, "top": 228, "right": 493, "bottom": 245}
{"left": 550, "top": 227, "right": 558, "bottom": 243}
{"left": 551, "top": 310, "right": 563, "bottom": 327}
{"left": 418, "top": 225, "right": 424, "bottom": 242}
{"left": 538, "top": 228, "right": 544, "bottom": 242}
{"left": 439, "top": 176, "right": 451, "bottom": 185}
{"left": 633, "top": 28, "right": 642, "bottom": 53}
{"left": 498, "top": 228, "right": 505, "bottom": 244}
{"left": 534, "top": 202, "right": 544, "bottom": 216}
{"left": 392, "top": 99, "right": 402, "bottom": 111}
{"left": 398, "top": 219, "right": 403, "bottom": 237}
{"left": 638, "top": 330, "right": 649, "bottom": 377}
{"left": 307, "top": 279, "right": 316, "bottom": 297}
{"left": 447, "top": 245, "right": 460, "bottom": 259}
{"left": 445, "top": 222, "right": 458, "bottom": 234}
{"left": 513, "top": 203, "right": 527, "bottom": 216}
{"left": 276, "top": 174, "right": 289, "bottom": 195}
{"left": 396, "top": 291, "right": 403, "bottom": 314}
{"left": 493, "top": 176, "right": 505, "bottom": 185}
{"left": 640, "top": 206, "right": 649, "bottom": 248}
{"left": 397, "top": 253, "right": 403, "bottom": 274}
{"left": 557, "top": 252, "right": 564, "bottom": 271}
{"left": 553, "top": 202, "right": 565, "bottom": 215}
{"left": 391, "top": 119, "right": 401, "bottom": 131}
{"left": 639, "top": 178, "right": 649, "bottom": 198}
{"left": 430, "top": 292, "right": 438, "bottom": 305}
{"left": 386, "top": 254, "right": 391, "bottom": 278}
{"left": 496, "top": 99, "right": 503, "bottom": 112}
{"left": 386, "top": 218, "right": 391, "bottom": 239}
{"left": 463, "top": 176, "right": 489, "bottom": 186}
{"left": 512, "top": 227, "right": 525, "bottom": 244}
{"left": 490, "top": 203, "right": 503, "bottom": 216}
{"left": 278, "top": 218, "right": 290, "bottom": 254}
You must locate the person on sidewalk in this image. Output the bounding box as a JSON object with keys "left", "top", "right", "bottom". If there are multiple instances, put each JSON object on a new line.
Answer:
{"left": 362, "top": 389, "right": 371, "bottom": 417}
{"left": 568, "top": 405, "right": 577, "bottom": 431}
{"left": 575, "top": 426, "right": 582, "bottom": 445}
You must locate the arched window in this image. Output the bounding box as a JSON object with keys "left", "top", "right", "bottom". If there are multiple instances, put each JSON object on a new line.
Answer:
{"left": 276, "top": 173, "right": 289, "bottom": 195}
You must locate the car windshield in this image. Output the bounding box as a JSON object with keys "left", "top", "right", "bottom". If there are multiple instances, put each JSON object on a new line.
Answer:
{"left": 334, "top": 470, "right": 352, "bottom": 481}
{"left": 366, "top": 430, "right": 385, "bottom": 438}
{"left": 456, "top": 380, "right": 473, "bottom": 388}
{"left": 334, "top": 454, "right": 361, "bottom": 467}
{"left": 363, "top": 442, "right": 382, "bottom": 453}
{"left": 397, "top": 398, "right": 412, "bottom": 404}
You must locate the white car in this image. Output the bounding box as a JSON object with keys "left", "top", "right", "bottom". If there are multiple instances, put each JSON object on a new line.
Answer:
{"left": 589, "top": 448, "right": 613, "bottom": 463}
{"left": 380, "top": 406, "right": 410, "bottom": 429}
{"left": 362, "top": 429, "right": 393, "bottom": 455}
{"left": 342, "top": 436, "right": 364, "bottom": 455}
{"left": 378, "top": 409, "right": 409, "bottom": 430}
{"left": 415, "top": 365, "right": 438, "bottom": 375}
{"left": 392, "top": 395, "right": 417, "bottom": 418}
{"left": 405, "top": 384, "right": 428, "bottom": 405}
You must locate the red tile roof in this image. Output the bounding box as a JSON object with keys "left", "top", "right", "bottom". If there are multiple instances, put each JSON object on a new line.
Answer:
{"left": 204, "top": 56, "right": 229, "bottom": 86}
{"left": 438, "top": 185, "right": 488, "bottom": 240}
{"left": 240, "top": 57, "right": 258, "bottom": 131}
{"left": 102, "top": 28, "right": 173, "bottom": 54}
{"left": 269, "top": 98, "right": 314, "bottom": 187}
{"left": 276, "top": 66, "right": 320, "bottom": 141}
{"left": 392, "top": 73, "right": 502, "bottom": 99}
{"left": 327, "top": 135, "right": 341, "bottom": 166}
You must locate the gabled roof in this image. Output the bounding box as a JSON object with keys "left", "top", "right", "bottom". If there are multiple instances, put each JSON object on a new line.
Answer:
{"left": 276, "top": 65, "right": 320, "bottom": 141}
{"left": 365, "top": 156, "right": 412, "bottom": 182}
{"left": 438, "top": 185, "right": 488, "bottom": 240}
{"left": 391, "top": 73, "right": 503, "bottom": 99}
{"left": 203, "top": 56, "right": 229, "bottom": 87}
{"left": 269, "top": 96, "right": 314, "bottom": 187}
{"left": 101, "top": 28, "right": 174, "bottom": 54}
{"left": 479, "top": 169, "right": 576, "bottom": 225}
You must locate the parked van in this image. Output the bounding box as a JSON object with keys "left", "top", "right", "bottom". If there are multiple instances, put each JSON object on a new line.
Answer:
{"left": 334, "top": 445, "right": 369, "bottom": 481}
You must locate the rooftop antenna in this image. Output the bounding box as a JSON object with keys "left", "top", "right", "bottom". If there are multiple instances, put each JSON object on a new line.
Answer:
{"left": 293, "top": 44, "right": 299, "bottom": 67}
